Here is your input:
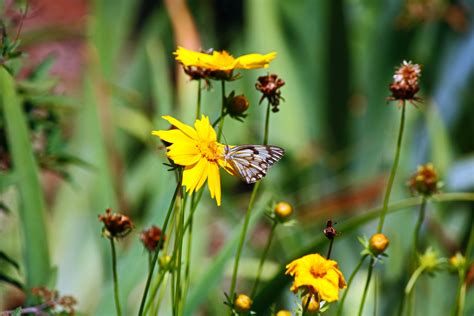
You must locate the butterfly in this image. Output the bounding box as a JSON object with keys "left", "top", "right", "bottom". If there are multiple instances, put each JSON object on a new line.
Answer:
{"left": 223, "top": 144, "right": 285, "bottom": 184}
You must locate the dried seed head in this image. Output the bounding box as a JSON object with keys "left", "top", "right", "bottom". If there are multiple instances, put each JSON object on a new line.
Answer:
{"left": 323, "top": 220, "right": 337, "bottom": 240}
{"left": 140, "top": 225, "right": 165, "bottom": 252}
{"left": 255, "top": 73, "right": 285, "bottom": 112}
{"left": 369, "top": 233, "right": 390, "bottom": 255}
{"left": 388, "top": 60, "right": 422, "bottom": 105}
{"left": 407, "top": 163, "right": 439, "bottom": 197}
{"left": 234, "top": 293, "right": 252, "bottom": 312}
{"left": 98, "top": 208, "right": 134, "bottom": 239}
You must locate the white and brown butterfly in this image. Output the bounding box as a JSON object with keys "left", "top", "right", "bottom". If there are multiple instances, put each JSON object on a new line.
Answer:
{"left": 223, "top": 144, "right": 285, "bottom": 184}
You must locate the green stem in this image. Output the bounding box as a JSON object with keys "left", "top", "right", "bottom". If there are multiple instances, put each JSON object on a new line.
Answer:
{"left": 196, "top": 79, "right": 202, "bottom": 119}
{"left": 413, "top": 197, "right": 427, "bottom": 255}
{"left": 337, "top": 254, "right": 368, "bottom": 316}
{"left": 263, "top": 102, "right": 271, "bottom": 145}
{"left": 453, "top": 218, "right": 474, "bottom": 316}
{"left": 251, "top": 220, "right": 277, "bottom": 298}
{"left": 173, "top": 192, "right": 188, "bottom": 316}
{"left": 358, "top": 257, "right": 374, "bottom": 316}
{"left": 455, "top": 277, "right": 466, "bottom": 316}
{"left": 326, "top": 238, "right": 334, "bottom": 260}
{"left": 217, "top": 80, "right": 226, "bottom": 141}
{"left": 110, "top": 238, "right": 122, "bottom": 316}
{"left": 143, "top": 270, "right": 167, "bottom": 315}
{"left": 229, "top": 181, "right": 261, "bottom": 304}
{"left": 405, "top": 265, "right": 424, "bottom": 296}
{"left": 377, "top": 102, "right": 406, "bottom": 233}
{"left": 138, "top": 180, "right": 181, "bottom": 316}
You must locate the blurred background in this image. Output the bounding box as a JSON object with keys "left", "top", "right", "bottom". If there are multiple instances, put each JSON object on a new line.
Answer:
{"left": 0, "top": 0, "right": 473, "bottom": 314}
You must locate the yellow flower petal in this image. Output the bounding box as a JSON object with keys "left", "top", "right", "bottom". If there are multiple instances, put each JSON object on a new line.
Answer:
{"left": 194, "top": 115, "right": 216, "bottom": 141}
{"left": 182, "top": 158, "right": 208, "bottom": 193}
{"left": 167, "top": 143, "right": 201, "bottom": 166}
{"left": 161, "top": 115, "right": 198, "bottom": 140}
{"left": 235, "top": 52, "right": 277, "bottom": 69}
{"left": 152, "top": 129, "right": 195, "bottom": 146}
{"left": 207, "top": 162, "right": 221, "bottom": 206}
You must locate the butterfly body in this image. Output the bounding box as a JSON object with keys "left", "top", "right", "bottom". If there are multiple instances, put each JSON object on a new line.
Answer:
{"left": 223, "top": 144, "right": 284, "bottom": 184}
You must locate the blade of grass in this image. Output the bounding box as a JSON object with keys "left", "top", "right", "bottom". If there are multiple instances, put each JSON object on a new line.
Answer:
{"left": 0, "top": 67, "right": 51, "bottom": 295}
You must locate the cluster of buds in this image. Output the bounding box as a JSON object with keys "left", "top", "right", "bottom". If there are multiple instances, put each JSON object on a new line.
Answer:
{"left": 98, "top": 208, "right": 134, "bottom": 239}
{"left": 140, "top": 225, "right": 165, "bottom": 252}
{"left": 388, "top": 60, "right": 422, "bottom": 105}
{"left": 31, "top": 287, "right": 77, "bottom": 314}
{"left": 407, "top": 163, "right": 440, "bottom": 197}
{"left": 255, "top": 73, "right": 285, "bottom": 112}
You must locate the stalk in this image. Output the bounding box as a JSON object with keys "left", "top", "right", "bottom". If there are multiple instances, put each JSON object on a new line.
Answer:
{"left": 110, "top": 238, "right": 122, "bottom": 316}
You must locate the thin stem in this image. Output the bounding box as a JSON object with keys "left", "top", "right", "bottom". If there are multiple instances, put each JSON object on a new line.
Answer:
{"left": 453, "top": 218, "right": 474, "bottom": 316}
{"left": 110, "top": 238, "right": 122, "bottom": 316}
{"left": 377, "top": 102, "right": 407, "bottom": 232}
{"left": 455, "top": 277, "right": 466, "bottom": 316}
{"left": 196, "top": 79, "right": 202, "bottom": 119}
{"left": 217, "top": 80, "right": 226, "bottom": 141}
{"left": 138, "top": 180, "right": 181, "bottom": 316}
{"left": 358, "top": 257, "right": 374, "bottom": 316}
{"left": 229, "top": 181, "right": 261, "bottom": 303}
{"left": 405, "top": 265, "right": 424, "bottom": 296}
{"left": 413, "top": 197, "right": 427, "bottom": 255}
{"left": 174, "top": 193, "right": 188, "bottom": 316}
{"left": 263, "top": 102, "right": 271, "bottom": 145}
{"left": 337, "top": 254, "right": 368, "bottom": 316}
{"left": 251, "top": 220, "right": 277, "bottom": 297}
{"left": 143, "top": 270, "right": 167, "bottom": 315}
{"left": 326, "top": 238, "right": 334, "bottom": 259}
{"left": 302, "top": 294, "right": 312, "bottom": 316}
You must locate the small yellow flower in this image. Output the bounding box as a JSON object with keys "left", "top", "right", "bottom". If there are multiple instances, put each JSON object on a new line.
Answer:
{"left": 285, "top": 253, "right": 346, "bottom": 302}
{"left": 151, "top": 115, "right": 235, "bottom": 206}
{"left": 174, "top": 46, "right": 276, "bottom": 72}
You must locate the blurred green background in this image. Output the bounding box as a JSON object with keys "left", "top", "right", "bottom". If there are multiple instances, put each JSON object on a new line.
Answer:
{"left": 1, "top": 0, "right": 473, "bottom": 315}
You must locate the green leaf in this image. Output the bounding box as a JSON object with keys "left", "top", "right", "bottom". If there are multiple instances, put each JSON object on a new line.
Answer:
{"left": 0, "top": 67, "right": 51, "bottom": 294}
{"left": 0, "top": 251, "right": 21, "bottom": 271}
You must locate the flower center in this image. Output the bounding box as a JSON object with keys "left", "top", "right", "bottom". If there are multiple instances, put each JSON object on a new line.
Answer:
{"left": 197, "top": 140, "right": 220, "bottom": 162}
{"left": 310, "top": 264, "right": 327, "bottom": 279}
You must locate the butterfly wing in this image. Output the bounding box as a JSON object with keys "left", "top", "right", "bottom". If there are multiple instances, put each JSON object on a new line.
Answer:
{"left": 226, "top": 145, "right": 284, "bottom": 184}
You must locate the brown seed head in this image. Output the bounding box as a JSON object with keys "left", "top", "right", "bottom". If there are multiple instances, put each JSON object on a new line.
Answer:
{"left": 369, "top": 233, "right": 390, "bottom": 255}
{"left": 140, "top": 225, "right": 165, "bottom": 252}
{"left": 388, "top": 60, "right": 422, "bottom": 104}
{"left": 407, "top": 163, "right": 439, "bottom": 196}
{"left": 255, "top": 73, "right": 285, "bottom": 112}
{"left": 234, "top": 293, "right": 252, "bottom": 312}
{"left": 98, "top": 208, "right": 134, "bottom": 239}
{"left": 323, "top": 220, "right": 337, "bottom": 240}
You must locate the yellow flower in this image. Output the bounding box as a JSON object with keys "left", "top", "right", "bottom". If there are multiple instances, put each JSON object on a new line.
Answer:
{"left": 285, "top": 253, "right": 346, "bottom": 302}
{"left": 151, "top": 115, "right": 234, "bottom": 206}
{"left": 174, "top": 46, "right": 276, "bottom": 71}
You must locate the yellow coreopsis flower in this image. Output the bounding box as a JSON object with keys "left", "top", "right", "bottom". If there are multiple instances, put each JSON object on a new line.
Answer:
{"left": 174, "top": 46, "right": 277, "bottom": 72}
{"left": 285, "top": 253, "right": 346, "bottom": 302}
{"left": 151, "top": 115, "right": 235, "bottom": 206}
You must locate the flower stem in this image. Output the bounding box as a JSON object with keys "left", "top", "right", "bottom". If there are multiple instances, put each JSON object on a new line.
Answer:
{"left": 326, "top": 238, "right": 334, "bottom": 260}
{"left": 337, "top": 254, "right": 368, "bottom": 316}
{"left": 413, "top": 197, "right": 427, "bottom": 255}
{"left": 138, "top": 180, "right": 181, "bottom": 316}
{"left": 228, "top": 181, "right": 261, "bottom": 304}
{"left": 110, "top": 238, "right": 122, "bottom": 316}
{"left": 173, "top": 192, "right": 188, "bottom": 316}
{"left": 217, "top": 80, "right": 226, "bottom": 141}
{"left": 251, "top": 220, "right": 277, "bottom": 298}
{"left": 377, "top": 101, "right": 407, "bottom": 233}
{"left": 263, "top": 102, "right": 271, "bottom": 145}
{"left": 196, "top": 79, "right": 202, "bottom": 119}
{"left": 405, "top": 265, "right": 424, "bottom": 296}
{"left": 358, "top": 257, "right": 374, "bottom": 316}
{"left": 143, "top": 270, "right": 166, "bottom": 315}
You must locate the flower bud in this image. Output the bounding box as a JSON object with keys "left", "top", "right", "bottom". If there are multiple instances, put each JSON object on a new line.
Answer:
{"left": 274, "top": 201, "right": 293, "bottom": 220}
{"left": 234, "top": 294, "right": 252, "bottom": 312}
{"left": 228, "top": 95, "right": 250, "bottom": 116}
{"left": 140, "top": 225, "right": 165, "bottom": 252}
{"left": 159, "top": 255, "right": 172, "bottom": 270}
{"left": 369, "top": 233, "right": 389, "bottom": 255}
{"left": 449, "top": 252, "right": 466, "bottom": 270}
{"left": 419, "top": 248, "right": 442, "bottom": 272}
{"left": 276, "top": 310, "right": 292, "bottom": 316}
{"left": 302, "top": 294, "right": 319, "bottom": 313}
